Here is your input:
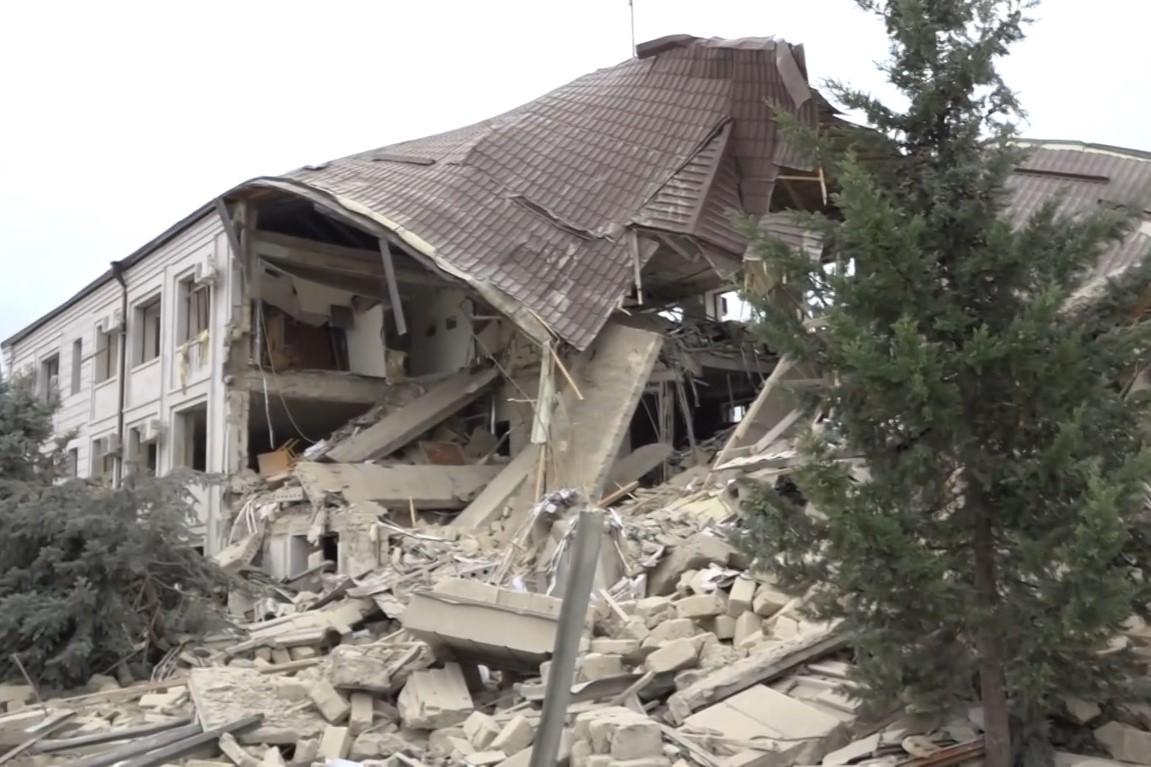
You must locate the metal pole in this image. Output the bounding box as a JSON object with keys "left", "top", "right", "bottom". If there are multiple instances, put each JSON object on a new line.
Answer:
{"left": 529, "top": 507, "right": 604, "bottom": 767}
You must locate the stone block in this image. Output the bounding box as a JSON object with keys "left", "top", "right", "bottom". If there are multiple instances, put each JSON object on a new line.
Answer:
{"left": 708, "top": 615, "right": 737, "bottom": 640}
{"left": 1063, "top": 696, "right": 1102, "bottom": 725}
{"left": 673, "top": 594, "right": 726, "bottom": 620}
{"left": 397, "top": 663, "right": 475, "bottom": 730}
{"left": 733, "top": 612, "right": 762, "bottom": 646}
{"left": 464, "top": 710, "right": 503, "bottom": 749}
{"left": 610, "top": 716, "right": 663, "bottom": 760}
{"left": 1094, "top": 721, "right": 1151, "bottom": 764}
{"left": 491, "top": 714, "right": 535, "bottom": 754}
{"left": 727, "top": 577, "right": 757, "bottom": 617}
{"left": 318, "top": 726, "right": 352, "bottom": 760}
{"left": 752, "top": 585, "right": 789, "bottom": 617}
{"left": 349, "top": 691, "right": 374, "bottom": 735}
{"left": 644, "top": 639, "right": 698, "bottom": 674}
{"left": 308, "top": 679, "right": 350, "bottom": 723}
{"left": 645, "top": 619, "right": 696, "bottom": 645}
{"left": 591, "top": 638, "right": 641, "bottom": 657}
{"left": 648, "top": 533, "right": 742, "bottom": 595}
{"left": 578, "top": 654, "right": 626, "bottom": 682}
{"left": 468, "top": 751, "right": 509, "bottom": 765}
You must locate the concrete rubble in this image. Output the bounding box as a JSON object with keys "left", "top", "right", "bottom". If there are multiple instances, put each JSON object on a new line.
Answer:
{"left": 3, "top": 311, "right": 1148, "bottom": 767}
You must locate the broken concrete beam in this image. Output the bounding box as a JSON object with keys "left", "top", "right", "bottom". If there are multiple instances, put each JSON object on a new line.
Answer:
{"left": 294, "top": 462, "right": 502, "bottom": 509}
{"left": 397, "top": 663, "right": 475, "bottom": 730}
{"left": 590, "top": 638, "right": 641, "bottom": 657}
{"left": 667, "top": 626, "right": 846, "bottom": 723}
{"left": 548, "top": 322, "right": 663, "bottom": 500}
{"left": 1094, "top": 721, "right": 1151, "bottom": 764}
{"left": 684, "top": 684, "right": 847, "bottom": 764}
{"left": 402, "top": 578, "right": 564, "bottom": 672}
{"left": 463, "top": 711, "right": 502, "bottom": 750}
{"left": 308, "top": 679, "right": 350, "bottom": 723}
{"left": 318, "top": 725, "right": 352, "bottom": 760}
{"left": 490, "top": 714, "right": 535, "bottom": 754}
{"left": 218, "top": 732, "right": 262, "bottom": 767}
{"left": 468, "top": 751, "right": 510, "bottom": 766}
{"left": 607, "top": 443, "right": 674, "bottom": 490}
{"left": 348, "top": 692, "right": 373, "bottom": 735}
{"left": 455, "top": 444, "right": 541, "bottom": 529}
{"left": 644, "top": 639, "right": 698, "bottom": 674}
{"left": 673, "top": 594, "right": 726, "bottom": 619}
{"left": 648, "top": 533, "right": 742, "bottom": 596}
{"left": 326, "top": 367, "right": 499, "bottom": 462}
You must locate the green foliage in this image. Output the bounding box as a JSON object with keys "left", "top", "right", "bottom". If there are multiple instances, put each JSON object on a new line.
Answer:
{"left": 0, "top": 373, "right": 226, "bottom": 690}
{"left": 740, "top": 0, "right": 1151, "bottom": 761}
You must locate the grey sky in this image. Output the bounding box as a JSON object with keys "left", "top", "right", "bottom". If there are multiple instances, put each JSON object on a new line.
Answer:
{"left": 1, "top": 0, "right": 1147, "bottom": 342}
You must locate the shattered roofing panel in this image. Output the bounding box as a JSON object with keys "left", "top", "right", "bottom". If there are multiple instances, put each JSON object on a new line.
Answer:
{"left": 280, "top": 36, "right": 818, "bottom": 349}
{"left": 1008, "top": 142, "right": 1151, "bottom": 284}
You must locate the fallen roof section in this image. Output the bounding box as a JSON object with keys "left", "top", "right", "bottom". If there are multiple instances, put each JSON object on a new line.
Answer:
{"left": 253, "top": 35, "right": 820, "bottom": 350}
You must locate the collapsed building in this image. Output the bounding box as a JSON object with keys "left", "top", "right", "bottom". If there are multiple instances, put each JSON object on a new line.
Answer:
{"left": 3, "top": 32, "right": 1151, "bottom": 767}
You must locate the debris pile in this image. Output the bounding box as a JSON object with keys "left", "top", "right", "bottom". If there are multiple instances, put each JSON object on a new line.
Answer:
{"left": 3, "top": 356, "right": 1149, "bottom": 767}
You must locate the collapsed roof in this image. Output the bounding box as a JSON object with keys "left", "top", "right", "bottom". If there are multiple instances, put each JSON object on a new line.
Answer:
{"left": 1008, "top": 140, "right": 1151, "bottom": 300}
{"left": 249, "top": 36, "right": 820, "bottom": 349}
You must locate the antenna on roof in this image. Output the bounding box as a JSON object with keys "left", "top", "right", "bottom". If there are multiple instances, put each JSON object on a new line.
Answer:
{"left": 629, "top": 0, "right": 637, "bottom": 58}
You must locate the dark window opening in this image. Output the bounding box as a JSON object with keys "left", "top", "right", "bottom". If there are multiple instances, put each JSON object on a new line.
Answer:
{"left": 176, "top": 404, "right": 208, "bottom": 472}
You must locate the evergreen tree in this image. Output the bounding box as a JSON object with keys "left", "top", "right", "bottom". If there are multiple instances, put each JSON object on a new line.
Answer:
{"left": 741, "top": 1, "right": 1151, "bottom": 764}
{"left": 0, "top": 372, "right": 226, "bottom": 689}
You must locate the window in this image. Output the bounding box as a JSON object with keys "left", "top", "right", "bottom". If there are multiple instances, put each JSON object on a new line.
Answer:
{"left": 71, "top": 339, "right": 82, "bottom": 394}
{"left": 175, "top": 403, "right": 208, "bottom": 471}
{"left": 66, "top": 448, "right": 79, "bottom": 478}
{"left": 38, "top": 353, "right": 59, "bottom": 401}
{"left": 127, "top": 426, "right": 159, "bottom": 477}
{"left": 178, "top": 277, "right": 211, "bottom": 343}
{"left": 95, "top": 325, "right": 119, "bottom": 383}
{"left": 91, "top": 436, "right": 119, "bottom": 483}
{"left": 134, "top": 296, "right": 162, "bottom": 365}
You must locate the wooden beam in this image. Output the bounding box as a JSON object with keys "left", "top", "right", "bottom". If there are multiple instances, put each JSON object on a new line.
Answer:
{"left": 36, "top": 718, "right": 191, "bottom": 754}
{"left": 379, "top": 238, "right": 408, "bottom": 335}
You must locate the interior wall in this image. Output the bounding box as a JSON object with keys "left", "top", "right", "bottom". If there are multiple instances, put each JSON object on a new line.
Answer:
{"left": 407, "top": 287, "right": 474, "bottom": 376}
{"left": 345, "top": 303, "right": 388, "bottom": 377}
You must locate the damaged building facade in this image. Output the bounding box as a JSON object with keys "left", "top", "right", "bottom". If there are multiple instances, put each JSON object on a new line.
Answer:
{"left": 2, "top": 35, "right": 832, "bottom": 555}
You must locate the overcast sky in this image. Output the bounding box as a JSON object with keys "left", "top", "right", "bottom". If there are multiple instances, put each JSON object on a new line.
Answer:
{"left": 1, "top": 0, "right": 1147, "bottom": 342}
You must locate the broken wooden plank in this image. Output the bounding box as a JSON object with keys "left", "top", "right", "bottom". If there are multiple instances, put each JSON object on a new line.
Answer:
{"left": 455, "top": 445, "right": 540, "bottom": 529}
{"left": 294, "top": 463, "right": 502, "bottom": 509}
{"left": 325, "top": 367, "right": 499, "bottom": 462}
{"left": 666, "top": 626, "right": 847, "bottom": 723}
{"left": 36, "top": 717, "right": 191, "bottom": 753}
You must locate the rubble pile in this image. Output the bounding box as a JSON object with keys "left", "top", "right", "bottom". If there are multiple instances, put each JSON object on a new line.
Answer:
{"left": 3, "top": 364, "right": 1150, "bottom": 767}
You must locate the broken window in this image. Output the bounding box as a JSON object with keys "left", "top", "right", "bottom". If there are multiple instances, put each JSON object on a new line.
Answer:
{"left": 91, "top": 436, "right": 119, "bottom": 483}
{"left": 178, "top": 277, "right": 211, "bottom": 343}
{"left": 134, "top": 295, "right": 162, "bottom": 365}
{"left": 38, "top": 353, "right": 59, "bottom": 401}
{"left": 94, "top": 324, "right": 119, "bottom": 383}
{"left": 71, "top": 338, "right": 82, "bottom": 394}
{"left": 175, "top": 403, "right": 208, "bottom": 471}
{"left": 127, "top": 426, "right": 159, "bottom": 477}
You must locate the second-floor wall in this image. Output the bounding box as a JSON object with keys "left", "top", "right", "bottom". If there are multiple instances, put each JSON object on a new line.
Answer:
{"left": 2, "top": 213, "right": 235, "bottom": 538}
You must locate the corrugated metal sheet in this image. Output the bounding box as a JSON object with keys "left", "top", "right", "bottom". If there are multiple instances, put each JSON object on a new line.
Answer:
{"left": 279, "top": 36, "right": 818, "bottom": 349}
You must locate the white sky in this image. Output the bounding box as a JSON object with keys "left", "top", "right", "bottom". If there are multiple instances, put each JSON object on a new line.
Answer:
{"left": 1, "top": 0, "right": 1148, "bottom": 342}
